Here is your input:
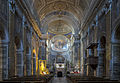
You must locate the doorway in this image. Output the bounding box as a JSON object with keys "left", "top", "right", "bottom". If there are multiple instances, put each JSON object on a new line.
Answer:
{"left": 57, "top": 71, "right": 62, "bottom": 77}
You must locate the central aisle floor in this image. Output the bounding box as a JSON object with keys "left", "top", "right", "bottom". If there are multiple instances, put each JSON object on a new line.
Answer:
{"left": 49, "top": 76, "right": 72, "bottom": 83}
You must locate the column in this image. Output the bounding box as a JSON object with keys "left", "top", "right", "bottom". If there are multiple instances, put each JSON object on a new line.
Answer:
{"left": 111, "top": 43, "right": 120, "bottom": 80}
{"left": 0, "top": 42, "right": 2, "bottom": 81}
{"left": 0, "top": 42, "right": 9, "bottom": 80}
{"left": 106, "top": 10, "right": 111, "bottom": 79}
{"left": 16, "top": 50, "right": 24, "bottom": 77}
{"left": 87, "top": 49, "right": 94, "bottom": 76}
{"left": 26, "top": 54, "right": 31, "bottom": 76}
{"left": 80, "top": 39, "right": 84, "bottom": 75}
{"left": 78, "top": 43, "right": 81, "bottom": 73}
{"left": 33, "top": 54, "right": 36, "bottom": 75}
{"left": 97, "top": 48, "right": 106, "bottom": 77}
{"left": 8, "top": 0, "right": 16, "bottom": 78}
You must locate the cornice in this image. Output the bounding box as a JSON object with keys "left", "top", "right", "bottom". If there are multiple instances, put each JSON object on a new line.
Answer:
{"left": 15, "top": 0, "right": 42, "bottom": 39}
{"left": 80, "top": 0, "right": 104, "bottom": 34}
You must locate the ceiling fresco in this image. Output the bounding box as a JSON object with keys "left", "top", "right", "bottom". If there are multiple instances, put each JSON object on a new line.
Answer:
{"left": 48, "top": 20, "right": 72, "bottom": 34}
{"left": 50, "top": 35, "right": 71, "bottom": 52}
{"left": 31, "top": 0, "right": 93, "bottom": 34}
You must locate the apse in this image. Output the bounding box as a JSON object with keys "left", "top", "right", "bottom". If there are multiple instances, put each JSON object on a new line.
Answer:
{"left": 50, "top": 35, "right": 71, "bottom": 52}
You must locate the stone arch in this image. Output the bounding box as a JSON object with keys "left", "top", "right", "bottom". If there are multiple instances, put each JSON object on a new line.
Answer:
{"left": 111, "top": 24, "right": 120, "bottom": 43}
{"left": 14, "top": 35, "right": 23, "bottom": 77}
{"left": 0, "top": 25, "right": 8, "bottom": 80}
{"left": 111, "top": 26, "right": 120, "bottom": 80}
{"left": 97, "top": 36, "right": 106, "bottom": 77}
{"left": 114, "top": 27, "right": 120, "bottom": 40}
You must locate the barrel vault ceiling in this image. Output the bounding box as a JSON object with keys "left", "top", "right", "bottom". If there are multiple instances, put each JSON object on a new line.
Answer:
{"left": 23, "top": 0, "right": 94, "bottom": 53}
{"left": 28, "top": 0, "right": 93, "bottom": 34}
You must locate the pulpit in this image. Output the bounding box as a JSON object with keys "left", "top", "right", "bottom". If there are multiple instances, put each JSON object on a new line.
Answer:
{"left": 87, "top": 43, "right": 98, "bottom": 76}
{"left": 87, "top": 56, "right": 98, "bottom": 70}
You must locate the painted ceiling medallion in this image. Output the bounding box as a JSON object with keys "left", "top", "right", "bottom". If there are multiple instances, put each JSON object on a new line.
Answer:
{"left": 53, "top": 1, "right": 67, "bottom": 10}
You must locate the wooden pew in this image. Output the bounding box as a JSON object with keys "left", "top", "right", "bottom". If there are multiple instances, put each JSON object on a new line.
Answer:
{"left": 66, "top": 74, "right": 119, "bottom": 83}
{"left": 3, "top": 74, "right": 54, "bottom": 83}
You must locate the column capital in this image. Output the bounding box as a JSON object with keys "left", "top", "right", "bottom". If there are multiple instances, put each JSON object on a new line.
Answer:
{"left": 9, "top": 0, "right": 16, "bottom": 13}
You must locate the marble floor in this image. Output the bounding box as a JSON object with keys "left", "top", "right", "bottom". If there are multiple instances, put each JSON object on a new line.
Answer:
{"left": 49, "top": 77, "right": 72, "bottom": 83}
